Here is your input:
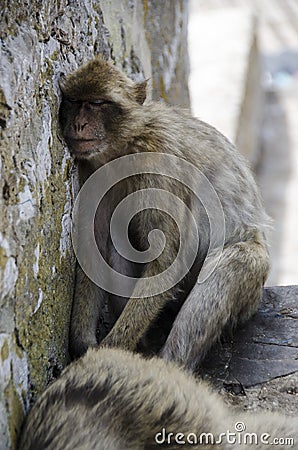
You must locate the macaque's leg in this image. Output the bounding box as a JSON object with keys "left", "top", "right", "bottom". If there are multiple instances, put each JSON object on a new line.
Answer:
{"left": 101, "top": 208, "right": 181, "bottom": 351}
{"left": 160, "top": 240, "right": 269, "bottom": 371}
{"left": 70, "top": 264, "right": 106, "bottom": 358}
{"left": 100, "top": 260, "right": 176, "bottom": 351}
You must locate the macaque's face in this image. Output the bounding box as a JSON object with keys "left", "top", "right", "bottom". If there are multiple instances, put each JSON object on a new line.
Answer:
{"left": 58, "top": 58, "right": 147, "bottom": 159}
{"left": 59, "top": 96, "right": 121, "bottom": 159}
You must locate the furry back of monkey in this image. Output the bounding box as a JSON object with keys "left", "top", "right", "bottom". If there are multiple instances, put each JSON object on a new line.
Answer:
{"left": 18, "top": 348, "right": 296, "bottom": 450}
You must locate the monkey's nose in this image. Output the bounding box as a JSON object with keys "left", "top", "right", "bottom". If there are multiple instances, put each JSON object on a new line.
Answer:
{"left": 74, "top": 122, "right": 88, "bottom": 132}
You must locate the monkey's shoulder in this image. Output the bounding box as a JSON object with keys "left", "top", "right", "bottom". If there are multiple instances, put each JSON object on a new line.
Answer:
{"left": 136, "top": 101, "right": 236, "bottom": 157}
{"left": 128, "top": 101, "right": 244, "bottom": 179}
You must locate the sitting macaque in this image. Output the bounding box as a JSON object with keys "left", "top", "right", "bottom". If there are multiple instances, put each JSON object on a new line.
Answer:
{"left": 59, "top": 57, "right": 270, "bottom": 370}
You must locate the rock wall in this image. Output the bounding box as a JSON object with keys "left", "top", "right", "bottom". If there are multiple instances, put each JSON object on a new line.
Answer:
{"left": 0, "top": 1, "right": 189, "bottom": 448}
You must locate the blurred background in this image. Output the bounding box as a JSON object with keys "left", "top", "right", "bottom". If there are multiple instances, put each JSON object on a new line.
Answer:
{"left": 188, "top": 0, "right": 298, "bottom": 286}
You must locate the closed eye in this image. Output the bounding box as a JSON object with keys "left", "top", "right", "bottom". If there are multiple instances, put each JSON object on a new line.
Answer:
{"left": 65, "top": 97, "right": 80, "bottom": 104}
{"left": 63, "top": 97, "right": 111, "bottom": 107}
{"left": 89, "top": 100, "right": 110, "bottom": 107}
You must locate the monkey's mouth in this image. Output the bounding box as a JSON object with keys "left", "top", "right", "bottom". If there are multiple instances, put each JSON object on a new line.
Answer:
{"left": 66, "top": 138, "right": 100, "bottom": 155}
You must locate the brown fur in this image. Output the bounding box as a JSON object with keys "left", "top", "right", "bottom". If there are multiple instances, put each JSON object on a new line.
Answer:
{"left": 59, "top": 57, "right": 270, "bottom": 369}
{"left": 18, "top": 348, "right": 296, "bottom": 450}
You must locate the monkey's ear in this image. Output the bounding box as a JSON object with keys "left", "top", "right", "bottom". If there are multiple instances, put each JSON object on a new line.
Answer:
{"left": 133, "top": 81, "right": 148, "bottom": 105}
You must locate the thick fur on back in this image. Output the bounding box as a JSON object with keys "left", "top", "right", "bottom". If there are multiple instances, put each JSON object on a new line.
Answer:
{"left": 18, "top": 348, "right": 296, "bottom": 449}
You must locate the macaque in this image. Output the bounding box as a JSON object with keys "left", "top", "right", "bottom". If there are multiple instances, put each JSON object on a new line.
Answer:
{"left": 59, "top": 57, "right": 270, "bottom": 370}
{"left": 18, "top": 347, "right": 296, "bottom": 450}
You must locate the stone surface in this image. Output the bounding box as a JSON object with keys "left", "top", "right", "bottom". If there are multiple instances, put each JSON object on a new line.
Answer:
{"left": 200, "top": 285, "right": 298, "bottom": 415}
{"left": 143, "top": 0, "right": 190, "bottom": 107}
{"left": 0, "top": 2, "right": 189, "bottom": 448}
